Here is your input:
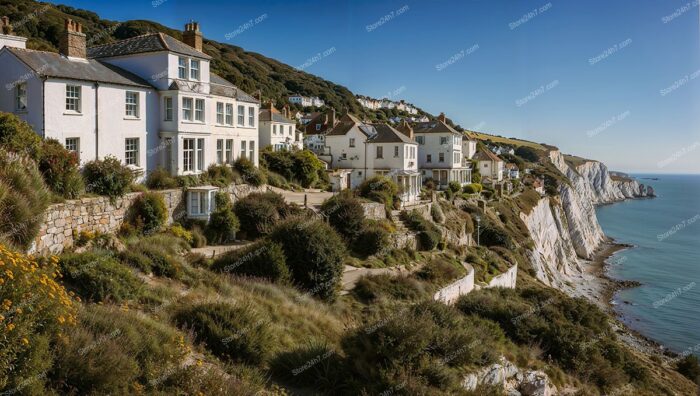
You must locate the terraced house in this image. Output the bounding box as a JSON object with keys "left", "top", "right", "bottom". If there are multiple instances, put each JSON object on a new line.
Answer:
{"left": 0, "top": 18, "right": 259, "bottom": 177}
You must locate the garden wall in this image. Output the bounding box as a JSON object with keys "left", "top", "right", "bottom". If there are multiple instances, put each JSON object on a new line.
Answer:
{"left": 433, "top": 263, "right": 475, "bottom": 305}
{"left": 485, "top": 264, "right": 518, "bottom": 289}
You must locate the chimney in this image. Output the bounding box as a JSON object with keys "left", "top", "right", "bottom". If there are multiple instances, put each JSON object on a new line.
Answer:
{"left": 268, "top": 101, "right": 275, "bottom": 112}
{"left": 326, "top": 108, "right": 336, "bottom": 126}
{"left": 437, "top": 112, "right": 447, "bottom": 122}
{"left": 282, "top": 104, "right": 290, "bottom": 119}
{"left": 397, "top": 119, "right": 414, "bottom": 140}
{"left": 60, "top": 19, "right": 86, "bottom": 58}
{"left": 1, "top": 16, "right": 13, "bottom": 35}
{"left": 183, "top": 21, "right": 203, "bottom": 52}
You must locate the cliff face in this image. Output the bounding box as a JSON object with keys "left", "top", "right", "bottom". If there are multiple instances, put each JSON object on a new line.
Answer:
{"left": 521, "top": 151, "right": 650, "bottom": 288}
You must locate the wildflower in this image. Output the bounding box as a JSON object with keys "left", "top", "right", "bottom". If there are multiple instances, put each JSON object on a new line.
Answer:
{"left": 57, "top": 316, "right": 65, "bottom": 324}
{"left": 6, "top": 323, "right": 15, "bottom": 331}
{"left": 196, "top": 359, "right": 203, "bottom": 367}
{"left": 21, "top": 338, "right": 28, "bottom": 345}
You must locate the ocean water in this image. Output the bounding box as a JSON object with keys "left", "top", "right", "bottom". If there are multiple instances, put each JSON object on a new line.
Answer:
{"left": 596, "top": 174, "right": 700, "bottom": 356}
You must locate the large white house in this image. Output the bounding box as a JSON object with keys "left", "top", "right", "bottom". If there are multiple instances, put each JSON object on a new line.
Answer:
{"left": 324, "top": 114, "right": 421, "bottom": 204}
{"left": 0, "top": 18, "right": 259, "bottom": 177}
{"left": 412, "top": 113, "right": 471, "bottom": 189}
{"left": 259, "top": 103, "right": 302, "bottom": 151}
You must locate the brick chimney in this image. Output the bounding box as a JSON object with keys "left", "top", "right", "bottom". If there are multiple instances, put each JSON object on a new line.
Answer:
{"left": 326, "top": 108, "right": 336, "bottom": 126}
{"left": 183, "top": 21, "right": 203, "bottom": 52}
{"left": 1, "top": 16, "right": 13, "bottom": 35}
{"left": 60, "top": 19, "right": 86, "bottom": 58}
{"left": 397, "top": 119, "right": 414, "bottom": 140}
{"left": 437, "top": 112, "right": 447, "bottom": 123}
{"left": 282, "top": 104, "right": 290, "bottom": 119}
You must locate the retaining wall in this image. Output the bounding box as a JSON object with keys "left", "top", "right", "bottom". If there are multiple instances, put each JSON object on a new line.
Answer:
{"left": 486, "top": 265, "right": 518, "bottom": 289}
{"left": 433, "top": 263, "right": 475, "bottom": 305}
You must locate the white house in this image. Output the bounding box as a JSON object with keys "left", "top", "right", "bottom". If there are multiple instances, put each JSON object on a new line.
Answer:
{"left": 412, "top": 113, "right": 471, "bottom": 189}
{"left": 0, "top": 18, "right": 260, "bottom": 177}
{"left": 288, "top": 94, "right": 324, "bottom": 108}
{"left": 324, "top": 114, "right": 421, "bottom": 205}
{"left": 462, "top": 132, "right": 478, "bottom": 161}
{"left": 303, "top": 109, "right": 337, "bottom": 155}
{"left": 259, "top": 103, "right": 302, "bottom": 151}
{"left": 473, "top": 147, "right": 504, "bottom": 183}
{"left": 505, "top": 163, "right": 520, "bottom": 179}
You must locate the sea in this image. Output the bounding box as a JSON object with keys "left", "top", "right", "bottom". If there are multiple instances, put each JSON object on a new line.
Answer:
{"left": 596, "top": 174, "right": 700, "bottom": 357}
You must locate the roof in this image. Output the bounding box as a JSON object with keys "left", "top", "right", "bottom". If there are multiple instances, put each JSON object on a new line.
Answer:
{"left": 88, "top": 32, "right": 212, "bottom": 60}
{"left": 413, "top": 120, "right": 460, "bottom": 135}
{"left": 208, "top": 73, "right": 258, "bottom": 103}
{"left": 304, "top": 111, "right": 337, "bottom": 135}
{"left": 259, "top": 109, "right": 293, "bottom": 123}
{"left": 5, "top": 47, "right": 152, "bottom": 88}
{"left": 366, "top": 123, "right": 415, "bottom": 144}
{"left": 326, "top": 114, "right": 362, "bottom": 137}
{"left": 326, "top": 114, "right": 415, "bottom": 144}
{"left": 473, "top": 147, "right": 503, "bottom": 163}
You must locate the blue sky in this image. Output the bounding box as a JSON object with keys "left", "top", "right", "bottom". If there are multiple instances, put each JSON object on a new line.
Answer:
{"left": 49, "top": 0, "right": 700, "bottom": 174}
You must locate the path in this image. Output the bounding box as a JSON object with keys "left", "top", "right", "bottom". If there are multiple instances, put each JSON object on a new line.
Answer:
{"left": 267, "top": 186, "right": 334, "bottom": 208}
{"left": 191, "top": 242, "right": 252, "bottom": 258}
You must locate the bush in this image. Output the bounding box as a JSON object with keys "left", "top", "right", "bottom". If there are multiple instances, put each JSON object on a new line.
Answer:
{"left": 168, "top": 224, "right": 193, "bottom": 244}
{"left": 677, "top": 355, "right": 700, "bottom": 384}
{"left": 352, "top": 223, "right": 389, "bottom": 257}
{"left": 270, "top": 341, "right": 343, "bottom": 389}
{"left": 203, "top": 164, "right": 236, "bottom": 187}
{"left": 0, "top": 112, "right": 41, "bottom": 161}
{"left": 59, "top": 251, "right": 143, "bottom": 303}
{"left": 431, "top": 203, "right": 445, "bottom": 223}
{"left": 353, "top": 274, "right": 427, "bottom": 303}
{"left": 234, "top": 157, "right": 266, "bottom": 186}
{"left": 206, "top": 192, "right": 240, "bottom": 244}
{"left": 145, "top": 167, "right": 178, "bottom": 189}
{"left": 416, "top": 256, "right": 464, "bottom": 285}
{"left": 174, "top": 302, "right": 273, "bottom": 364}
{"left": 211, "top": 240, "right": 290, "bottom": 283}
{"left": 38, "top": 139, "right": 84, "bottom": 198}
{"left": 261, "top": 148, "right": 326, "bottom": 188}
{"left": 0, "top": 151, "right": 52, "bottom": 249}
{"left": 0, "top": 245, "right": 76, "bottom": 389}
{"left": 400, "top": 210, "right": 443, "bottom": 251}
{"left": 321, "top": 192, "right": 366, "bottom": 239}
{"left": 233, "top": 192, "right": 289, "bottom": 239}
{"left": 515, "top": 146, "right": 543, "bottom": 162}
{"left": 358, "top": 176, "right": 399, "bottom": 208}
{"left": 128, "top": 235, "right": 188, "bottom": 278}
{"left": 83, "top": 155, "right": 134, "bottom": 199}
{"left": 128, "top": 192, "right": 168, "bottom": 235}
{"left": 270, "top": 217, "right": 346, "bottom": 301}
{"left": 191, "top": 225, "right": 207, "bottom": 248}
{"left": 463, "top": 183, "right": 483, "bottom": 194}
{"left": 448, "top": 181, "right": 461, "bottom": 193}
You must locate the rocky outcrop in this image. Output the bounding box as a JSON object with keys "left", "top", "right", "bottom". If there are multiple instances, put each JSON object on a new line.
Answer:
{"left": 462, "top": 356, "right": 558, "bottom": 396}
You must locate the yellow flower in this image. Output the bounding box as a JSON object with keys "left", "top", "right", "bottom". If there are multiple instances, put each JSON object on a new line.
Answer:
{"left": 196, "top": 359, "right": 203, "bottom": 367}
{"left": 21, "top": 338, "right": 28, "bottom": 345}
{"left": 15, "top": 308, "right": 22, "bottom": 315}
{"left": 57, "top": 316, "right": 65, "bottom": 324}
{"left": 0, "top": 315, "right": 4, "bottom": 321}
{"left": 6, "top": 323, "right": 15, "bottom": 331}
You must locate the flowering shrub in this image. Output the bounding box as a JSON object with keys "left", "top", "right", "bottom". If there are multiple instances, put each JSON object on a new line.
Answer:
{"left": 82, "top": 156, "right": 134, "bottom": 199}
{"left": 0, "top": 244, "right": 76, "bottom": 388}
{"left": 38, "top": 139, "right": 84, "bottom": 199}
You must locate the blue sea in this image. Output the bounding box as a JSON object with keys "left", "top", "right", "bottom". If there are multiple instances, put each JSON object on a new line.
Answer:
{"left": 596, "top": 174, "right": 700, "bottom": 356}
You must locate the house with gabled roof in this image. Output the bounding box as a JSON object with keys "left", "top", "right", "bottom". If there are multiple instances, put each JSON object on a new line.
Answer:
{"left": 473, "top": 146, "right": 504, "bottom": 183}
{"left": 324, "top": 114, "right": 421, "bottom": 204}
{"left": 303, "top": 109, "right": 337, "bottom": 154}
{"left": 259, "top": 103, "right": 302, "bottom": 151}
{"left": 412, "top": 113, "right": 471, "bottom": 189}
{"left": 0, "top": 17, "right": 259, "bottom": 177}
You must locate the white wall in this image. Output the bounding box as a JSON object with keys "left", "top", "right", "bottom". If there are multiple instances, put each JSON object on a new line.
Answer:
{"left": 100, "top": 52, "right": 170, "bottom": 91}
{"left": 486, "top": 265, "right": 517, "bottom": 289}
{"left": 417, "top": 132, "right": 462, "bottom": 169}
{"left": 0, "top": 34, "right": 27, "bottom": 50}
{"left": 259, "top": 120, "right": 296, "bottom": 150}
{"left": 434, "top": 263, "right": 475, "bottom": 305}
{"left": 0, "top": 50, "right": 44, "bottom": 133}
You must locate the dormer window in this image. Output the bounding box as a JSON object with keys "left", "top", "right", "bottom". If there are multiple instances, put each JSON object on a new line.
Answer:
{"left": 178, "top": 57, "right": 187, "bottom": 79}
{"left": 190, "top": 59, "right": 200, "bottom": 80}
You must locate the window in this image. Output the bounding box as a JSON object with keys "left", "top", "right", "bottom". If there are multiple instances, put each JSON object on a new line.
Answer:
{"left": 427, "top": 154, "right": 432, "bottom": 163}
{"left": 411, "top": 146, "right": 416, "bottom": 159}
{"left": 125, "top": 91, "right": 139, "bottom": 117}
{"left": 15, "top": 83, "right": 27, "bottom": 111}
{"left": 195, "top": 99, "right": 205, "bottom": 122}
{"left": 178, "top": 57, "right": 187, "bottom": 79}
{"left": 273, "top": 125, "right": 277, "bottom": 135}
{"left": 249, "top": 141, "right": 255, "bottom": 159}
{"left": 394, "top": 146, "right": 399, "bottom": 157}
{"left": 248, "top": 107, "right": 255, "bottom": 126}
{"left": 316, "top": 124, "right": 321, "bottom": 131}
{"left": 225, "top": 104, "right": 233, "bottom": 125}
{"left": 237, "top": 105, "right": 245, "bottom": 125}
{"left": 439, "top": 152, "right": 445, "bottom": 162}
{"left": 183, "top": 138, "right": 195, "bottom": 172}
{"left": 189, "top": 191, "right": 212, "bottom": 216}
{"left": 216, "top": 102, "right": 224, "bottom": 124}
{"left": 341, "top": 153, "right": 347, "bottom": 160}
{"left": 240, "top": 140, "right": 247, "bottom": 159}
{"left": 182, "top": 98, "right": 193, "bottom": 121}
{"left": 164, "top": 97, "right": 173, "bottom": 121}
{"left": 216, "top": 139, "right": 224, "bottom": 164}
{"left": 440, "top": 136, "right": 448, "bottom": 145}
{"left": 454, "top": 152, "right": 460, "bottom": 163}
{"left": 225, "top": 139, "right": 233, "bottom": 163}
{"left": 65, "top": 138, "right": 79, "bottom": 157}
{"left": 376, "top": 146, "right": 383, "bottom": 159}
{"left": 416, "top": 136, "right": 424, "bottom": 145}
{"left": 197, "top": 138, "right": 204, "bottom": 171}
{"left": 190, "top": 59, "right": 200, "bottom": 80}
{"left": 65, "top": 85, "right": 81, "bottom": 112}
{"left": 125, "top": 138, "right": 139, "bottom": 166}
{"left": 349, "top": 138, "right": 355, "bottom": 147}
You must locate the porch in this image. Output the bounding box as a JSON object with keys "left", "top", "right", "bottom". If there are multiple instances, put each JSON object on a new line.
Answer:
{"left": 425, "top": 167, "right": 472, "bottom": 189}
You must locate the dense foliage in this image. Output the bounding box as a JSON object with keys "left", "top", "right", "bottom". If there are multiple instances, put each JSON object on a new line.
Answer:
{"left": 401, "top": 210, "right": 442, "bottom": 250}
{"left": 261, "top": 148, "right": 327, "bottom": 189}
{"left": 82, "top": 156, "right": 134, "bottom": 199}
{"left": 58, "top": 251, "right": 143, "bottom": 303}
{"left": 206, "top": 192, "right": 240, "bottom": 244}
{"left": 128, "top": 192, "right": 168, "bottom": 235}
{"left": 211, "top": 240, "right": 290, "bottom": 283}
{"left": 38, "top": 139, "right": 84, "bottom": 198}
{"left": 233, "top": 192, "right": 293, "bottom": 239}
{"left": 0, "top": 112, "right": 41, "bottom": 161}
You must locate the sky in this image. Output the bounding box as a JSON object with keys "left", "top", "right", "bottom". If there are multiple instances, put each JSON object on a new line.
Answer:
{"left": 48, "top": 0, "right": 700, "bottom": 174}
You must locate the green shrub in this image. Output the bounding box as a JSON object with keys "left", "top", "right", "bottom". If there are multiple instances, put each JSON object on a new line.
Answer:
{"left": 270, "top": 341, "right": 343, "bottom": 389}
{"left": 416, "top": 256, "right": 464, "bottom": 285}
{"left": 128, "top": 192, "right": 167, "bottom": 235}
{"left": 0, "top": 151, "right": 52, "bottom": 249}
{"left": 321, "top": 192, "right": 365, "bottom": 239}
{"left": 59, "top": 251, "right": 143, "bottom": 303}
{"left": 168, "top": 223, "right": 193, "bottom": 244}
{"left": 211, "top": 240, "right": 290, "bottom": 283}
{"left": 174, "top": 302, "right": 273, "bottom": 364}
{"left": 448, "top": 181, "right": 461, "bottom": 193}
{"left": 463, "top": 183, "right": 483, "bottom": 194}
{"left": 118, "top": 250, "right": 152, "bottom": 273}
{"left": 38, "top": 139, "right": 84, "bottom": 198}
{"left": 83, "top": 155, "right": 135, "bottom": 199}
{"left": 515, "top": 146, "right": 544, "bottom": 162}
{"left": 0, "top": 112, "right": 41, "bottom": 161}
{"left": 352, "top": 223, "right": 389, "bottom": 257}
{"left": 234, "top": 157, "right": 266, "bottom": 186}
{"left": 265, "top": 170, "right": 290, "bottom": 189}
{"left": 129, "top": 235, "right": 188, "bottom": 278}
{"left": 677, "top": 355, "right": 700, "bottom": 384}
{"left": 191, "top": 225, "right": 207, "bottom": 248}
{"left": 400, "top": 210, "right": 442, "bottom": 251}
{"left": 431, "top": 203, "right": 445, "bottom": 223}
{"left": 353, "top": 274, "right": 427, "bottom": 302}
{"left": 269, "top": 217, "right": 346, "bottom": 301}
{"left": 292, "top": 150, "right": 325, "bottom": 187}
{"left": 261, "top": 148, "right": 326, "bottom": 188}
{"left": 233, "top": 192, "right": 290, "bottom": 239}
{"left": 145, "top": 167, "right": 178, "bottom": 189}
{"left": 206, "top": 192, "right": 240, "bottom": 244}
{"left": 203, "top": 163, "right": 236, "bottom": 187}
{"left": 358, "top": 176, "right": 399, "bottom": 208}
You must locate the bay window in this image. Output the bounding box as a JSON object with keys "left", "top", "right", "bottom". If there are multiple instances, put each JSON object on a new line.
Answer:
{"left": 216, "top": 102, "right": 224, "bottom": 124}
{"left": 182, "top": 98, "right": 193, "bottom": 121}
{"left": 225, "top": 103, "right": 233, "bottom": 125}
{"left": 195, "top": 99, "right": 205, "bottom": 122}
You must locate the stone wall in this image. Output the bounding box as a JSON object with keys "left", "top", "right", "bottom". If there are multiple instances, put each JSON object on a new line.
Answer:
{"left": 361, "top": 202, "right": 386, "bottom": 221}
{"left": 486, "top": 265, "right": 518, "bottom": 289}
{"left": 433, "top": 263, "right": 475, "bottom": 305}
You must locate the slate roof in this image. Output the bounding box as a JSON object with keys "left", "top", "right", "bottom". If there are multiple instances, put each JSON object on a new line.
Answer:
{"left": 413, "top": 120, "right": 460, "bottom": 135}
{"left": 473, "top": 147, "right": 503, "bottom": 162}
{"left": 259, "top": 108, "right": 294, "bottom": 123}
{"left": 4, "top": 47, "right": 152, "bottom": 88}
{"left": 326, "top": 114, "right": 415, "bottom": 144}
{"left": 209, "top": 73, "right": 258, "bottom": 103}
{"left": 88, "top": 33, "right": 211, "bottom": 60}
